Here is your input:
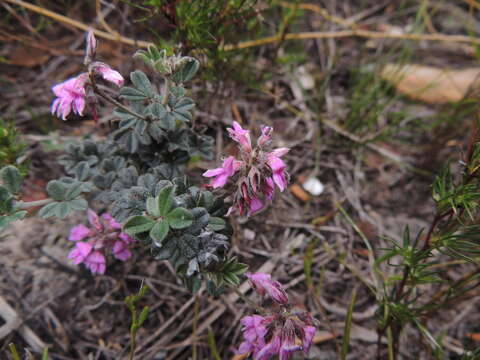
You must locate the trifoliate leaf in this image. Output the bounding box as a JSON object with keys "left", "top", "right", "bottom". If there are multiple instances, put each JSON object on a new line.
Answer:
{"left": 166, "top": 207, "right": 193, "bottom": 229}
{"left": 124, "top": 215, "right": 155, "bottom": 235}
{"left": 150, "top": 220, "right": 169, "bottom": 246}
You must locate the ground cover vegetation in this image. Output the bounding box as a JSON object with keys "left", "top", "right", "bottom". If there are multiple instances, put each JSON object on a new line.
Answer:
{"left": 2, "top": 1, "right": 480, "bottom": 359}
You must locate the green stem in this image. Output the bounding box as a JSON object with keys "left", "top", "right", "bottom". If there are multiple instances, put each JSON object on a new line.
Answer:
{"left": 129, "top": 331, "right": 137, "bottom": 360}
{"left": 16, "top": 198, "right": 53, "bottom": 209}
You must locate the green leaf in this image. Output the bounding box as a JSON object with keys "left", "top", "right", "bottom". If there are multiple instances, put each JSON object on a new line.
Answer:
{"left": 119, "top": 87, "right": 146, "bottom": 101}
{"left": 74, "top": 161, "right": 90, "bottom": 182}
{"left": 158, "top": 185, "right": 174, "bottom": 216}
{"left": 166, "top": 207, "right": 193, "bottom": 229}
{"left": 146, "top": 196, "right": 160, "bottom": 217}
{"left": 69, "top": 198, "right": 88, "bottom": 211}
{"left": 55, "top": 202, "right": 71, "bottom": 219}
{"left": 172, "top": 97, "right": 195, "bottom": 122}
{"left": 46, "top": 180, "right": 67, "bottom": 201}
{"left": 172, "top": 57, "right": 199, "bottom": 83}
{"left": 208, "top": 217, "right": 226, "bottom": 231}
{"left": 148, "top": 102, "right": 167, "bottom": 120}
{"left": 0, "top": 186, "right": 13, "bottom": 213}
{"left": 139, "top": 306, "right": 150, "bottom": 325}
{"left": 38, "top": 202, "right": 58, "bottom": 218}
{"left": 130, "top": 70, "right": 153, "bottom": 96}
{"left": 0, "top": 211, "right": 26, "bottom": 230}
{"left": 124, "top": 215, "right": 155, "bottom": 235}
{"left": 0, "top": 166, "right": 22, "bottom": 193}
{"left": 149, "top": 220, "right": 169, "bottom": 245}
{"left": 65, "top": 182, "right": 84, "bottom": 200}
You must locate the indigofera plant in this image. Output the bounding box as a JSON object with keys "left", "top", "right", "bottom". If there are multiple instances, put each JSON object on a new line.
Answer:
{"left": 0, "top": 30, "right": 319, "bottom": 359}
{"left": 41, "top": 31, "right": 240, "bottom": 292}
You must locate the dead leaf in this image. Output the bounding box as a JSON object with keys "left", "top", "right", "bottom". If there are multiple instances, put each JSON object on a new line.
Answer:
{"left": 289, "top": 183, "right": 311, "bottom": 202}
{"left": 467, "top": 333, "right": 480, "bottom": 342}
{"left": 381, "top": 64, "right": 480, "bottom": 103}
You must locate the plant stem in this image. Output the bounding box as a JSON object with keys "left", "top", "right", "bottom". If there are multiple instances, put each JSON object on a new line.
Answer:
{"left": 232, "top": 288, "right": 268, "bottom": 315}
{"left": 16, "top": 198, "right": 53, "bottom": 209}
{"left": 129, "top": 331, "right": 137, "bottom": 360}
{"left": 90, "top": 81, "right": 147, "bottom": 121}
{"left": 162, "top": 78, "right": 171, "bottom": 105}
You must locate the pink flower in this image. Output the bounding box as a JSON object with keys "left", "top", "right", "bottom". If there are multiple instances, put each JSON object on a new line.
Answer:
{"left": 246, "top": 272, "right": 289, "bottom": 305}
{"left": 69, "top": 224, "right": 91, "bottom": 242}
{"left": 102, "top": 213, "right": 122, "bottom": 230}
{"left": 87, "top": 208, "right": 103, "bottom": 231}
{"left": 278, "top": 319, "right": 301, "bottom": 360}
{"left": 236, "top": 274, "right": 317, "bottom": 360}
{"left": 248, "top": 197, "right": 264, "bottom": 215}
{"left": 263, "top": 177, "right": 275, "bottom": 201}
{"left": 68, "top": 242, "right": 93, "bottom": 265}
{"left": 302, "top": 325, "right": 316, "bottom": 355}
{"left": 207, "top": 123, "right": 289, "bottom": 217}
{"left": 51, "top": 73, "right": 89, "bottom": 120}
{"left": 266, "top": 148, "right": 289, "bottom": 191}
{"left": 84, "top": 251, "right": 106, "bottom": 274}
{"left": 119, "top": 232, "right": 134, "bottom": 243}
{"left": 203, "top": 156, "right": 242, "bottom": 188}
{"left": 113, "top": 240, "right": 132, "bottom": 261}
{"left": 92, "top": 63, "right": 124, "bottom": 87}
{"left": 67, "top": 210, "right": 134, "bottom": 274}
{"left": 258, "top": 125, "right": 273, "bottom": 147}
{"left": 236, "top": 315, "right": 269, "bottom": 356}
{"left": 228, "top": 121, "right": 252, "bottom": 153}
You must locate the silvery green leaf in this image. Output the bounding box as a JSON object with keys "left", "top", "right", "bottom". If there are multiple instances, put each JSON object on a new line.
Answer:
{"left": 69, "top": 198, "right": 88, "bottom": 211}
{"left": 130, "top": 70, "right": 154, "bottom": 97}
{"left": 148, "top": 102, "right": 167, "bottom": 120}
{"left": 0, "top": 166, "right": 22, "bottom": 194}
{"left": 208, "top": 217, "right": 226, "bottom": 231}
{"left": 148, "top": 122, "right": 165, "bottom": 142}
{"left": 166, "top": 207, "right": 193, "bottom": 229}
{"left": 172, "top": 97, "right": 195, "bottom": 122}
{"left": 65, "top": 182, "right": 84, "bottom": 200}
{"left": 198, "top": 191, "right": 214, "bottom": 209}
{"left": 120, "top": 131, "right": 140, "bottom": 153}
{"left": 114, "top": 107, "right": 137, "bottom": 121}
{"left": 153, "top": 238, "right": 176, "bottom": 260}
{"left": 146, "top": 196, "right": 160, "bottom": 217}
{"left": 74, "top": 161, "right": 90, "bottom": 182}
{"left": 161, "top": 113, "right": 176, "bottom": 131}
{"left": 150, "top": 220, "right": 169, "bottom": 246}
{"left": 123, "top": 215, "right": 155, "bottom": 235}
{"left": 54, "top": 202, "right": 71, "bottom": 219}
{"left": 158, "top": 185, "right": 174, "bottom": 216}
{"left": 119, "top": 87, "right": 146, "bottom": 101}
{"left": 171, "top": 57, "right": 199, "bottom": 84}
{"left": 46, "top": 180, "right": 68, "bottom": 201}
{"left": 170, "top": 86, "right": 186, "bottom": 98}
{"left": 38, "top": 202, "right": 57, "bottom": 218}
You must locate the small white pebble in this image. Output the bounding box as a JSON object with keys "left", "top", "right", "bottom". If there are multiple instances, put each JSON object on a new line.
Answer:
{"left": 302, "top": 177, "right": 324, "bottom": 196}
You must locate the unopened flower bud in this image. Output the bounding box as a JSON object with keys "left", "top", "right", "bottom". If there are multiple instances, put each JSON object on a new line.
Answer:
{"left": 84, "top": 29, "right": 97, "bottom": 65}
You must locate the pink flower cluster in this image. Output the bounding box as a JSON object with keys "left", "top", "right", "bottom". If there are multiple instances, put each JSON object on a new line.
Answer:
{"left": 236, "top": 272, "right": 316, "bottom": 360}
{"left": 203, "top": 122, "right": 289, "bottom": 216}
{"left": 68, "top": 209, "right": 134, "bottom": 274}
{"left": 51, "top": 30, "right": 124, "bottom": 120}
